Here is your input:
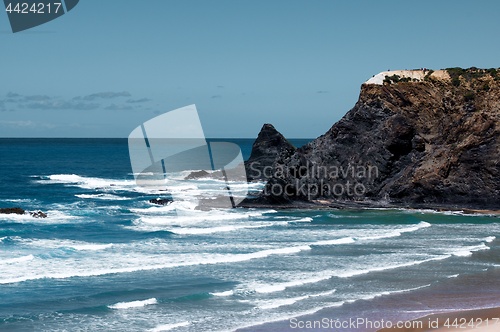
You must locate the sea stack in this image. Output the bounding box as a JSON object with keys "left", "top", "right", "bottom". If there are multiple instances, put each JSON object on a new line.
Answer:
{"left": 245, "top": 123, "right": 296, "bottom": 181}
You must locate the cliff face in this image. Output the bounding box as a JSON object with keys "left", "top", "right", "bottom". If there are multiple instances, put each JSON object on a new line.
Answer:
{"left": 254, "top": 68, "right": 500, "bottom": 209}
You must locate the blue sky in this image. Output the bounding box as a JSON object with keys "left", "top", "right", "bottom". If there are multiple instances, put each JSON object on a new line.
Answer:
{"left": 1, "top": 0, "right": 500, "bottom": 138}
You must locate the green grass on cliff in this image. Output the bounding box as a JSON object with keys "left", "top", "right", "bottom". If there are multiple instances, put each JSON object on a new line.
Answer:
{"left": 445, "top": 67, "right": 500, "bottom": 86}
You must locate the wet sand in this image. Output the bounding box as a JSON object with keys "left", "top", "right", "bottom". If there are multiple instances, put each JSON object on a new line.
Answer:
{"left": 378, "top": 307, "right": 500, "bottom": 332}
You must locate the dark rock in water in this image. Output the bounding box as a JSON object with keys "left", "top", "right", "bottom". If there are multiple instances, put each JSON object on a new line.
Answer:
{"left": 185, "top": 170, "right": 210, "bottom": 180}
{"left": 0, "top": 207, "right": 25, "bottom": 215}
{"left": 30, "top": 211, "right": 47, "bottom": 218}
{"left": 149, "top": 198, "right": 173, "bottom": 205}
{"left": 245, "top": 124, "right": 296, "bottom": 181}
{"left": 0, "top": 207, "right": 47, "bottom": 218}
{"left": 254, "top": 68, "right": 500, "bottom": 210}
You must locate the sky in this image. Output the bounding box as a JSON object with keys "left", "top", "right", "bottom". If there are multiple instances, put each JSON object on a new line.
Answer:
{"left": 1, "top": 0, "right": 500, "bottom": 138}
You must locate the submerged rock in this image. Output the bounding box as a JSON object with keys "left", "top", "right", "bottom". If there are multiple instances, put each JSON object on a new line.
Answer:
{"left": 185, "top": 170, "right": 210, "bottom": 180}
{"left": 149, "top": 198, "right": 173, "bottom": 206}
{"left": 30, "top": 211, "right": 48, "bottom": 218}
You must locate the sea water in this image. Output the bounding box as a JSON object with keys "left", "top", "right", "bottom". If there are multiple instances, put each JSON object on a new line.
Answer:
{"left": 0, "top": 139, "right": 498, "bottom": 331}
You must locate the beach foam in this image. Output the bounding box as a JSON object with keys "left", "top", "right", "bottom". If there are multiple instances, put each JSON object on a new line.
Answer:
{"left": 0, "top": 209, "right": 79, "bottom": 224}
{"left": 210, "top": 290, "right": 234, "bottom": 297}
{"left": 1, "top": 254, "right": 35, "bottom": 265}
{"left": 252, "top": 273, "right": 334, "bottom": 294}
{"left": 357, "top": 221, "right": 431, "bottom": 241}
{"left": 335, "top": 255, "right": 451, "bottom": 278}
{"left": 149, "top": 322, "right": 190, "bottom": 332}
{"left": 168, "top": 224, "right": 271, "bottom": 235}
{"left": 483, "top": 236, "right": 496, "bottom": 243}
{"left": 450, "top": 243, "right": 490, "bottom": 257}
{"left": 256, "top": 289, "right": 336, "bottom": 310}
{"left": 108, "top": 298, "right": 157, "bottom": 309}
{"left": 75, "top": 194, "right": 132, "bottom": 201}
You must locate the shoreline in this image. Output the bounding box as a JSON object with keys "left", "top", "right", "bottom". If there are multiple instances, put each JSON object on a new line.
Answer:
{"left": 239, "top": 198, "right": 500, "bottom": 216}
{"left": 378, "top": 307, "right": 500, "bottom": 332}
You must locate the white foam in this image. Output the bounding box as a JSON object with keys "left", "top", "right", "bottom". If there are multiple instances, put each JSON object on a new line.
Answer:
{"left": 450, "top": 243, "right": 490, "bottom": 257}
{"left": 3, "top": 198, "right": 33, "bottom": 203}
{"left": 1, "top": 254, "right": 34, "bottom": 264}
{"left": 253, "top": 274, "right": 332, "bottom": 294}
{"left": 483, "top": 236, "right": 496, "bottom": 243}
{"left": 328, "top": 213, "right": 361, "bottom": 219}
{"left": 128, "top": 207, "right": 273, "bottom": 232}
{"left": 210, "top": 290, "right": 234, "bottom": 297}
{"left": 149, "top": 322, "right": 190, "bottom": 332}
{"left": 232, "top": 246, "right": 312, "bottom": 264}
{"left": 257, "top": 298, "right": 305, "bottom": 310}
{"left": 335, "top": 255, "right": 451, "bottom": 278}
{"left": 358, "top": 231, "right": 403, "bottom": 240}
{"left": 0, "top": 244, "right": 311, "bottom": 284}
{"left": 291, "top": 217, "right": 313, "bottom": 223}
{"left": 75, "top": 194, "right": 131, "bottom": 201}
{"left": 38, "top": 174, "right": 152, "bottom": 194}
{"left": 71, "top": 243, "right": 113, "bottom": 251}
{"left": 0, "top": 228, "right": 438, "bottom": 286}
{"left": 16, "top": 238, "right": 114, "bottom": 251}
{"left": 47, "top": 174, "right": 82, "bottom": 182}
{"left": 256, "top": 289, "right": 336, "bottom": 310}
{"left": 0, "top": 210, "right": 78, "bottom": 224}
{"left": 358, "top": 221, "right": 431, "bottom": 241}
{"left": 134, "top": 212, "right": 249, "bottom": 227}
{"left": 45, "top": 174, "right": 133, "bottom": 190}
{"left": 312, "top": 237, "right": 355, "bottom": 246}
{"left": 108, "top": 298, "right": 157, "bottom": 309}
{"left": 169, "top": 224, "right": 268, "bottom": 235}
{"left": 346, "top": 284, "right": 431, "bottom": 303}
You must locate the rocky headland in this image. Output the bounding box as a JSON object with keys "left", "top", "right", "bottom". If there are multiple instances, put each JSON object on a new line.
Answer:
{"left": 243, "top": 68, "right": 500, "bottom": 211}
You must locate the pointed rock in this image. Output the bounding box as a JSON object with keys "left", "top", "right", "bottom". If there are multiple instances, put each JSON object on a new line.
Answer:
{"left": 245, "top": 124, "right": 296, "bottom": 181}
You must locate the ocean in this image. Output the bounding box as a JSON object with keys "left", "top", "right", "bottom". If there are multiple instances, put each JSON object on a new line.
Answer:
{"left": 0, "top": 138, "right": 499, "bottom": 332}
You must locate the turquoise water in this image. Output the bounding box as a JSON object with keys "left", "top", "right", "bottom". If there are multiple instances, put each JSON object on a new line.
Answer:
{"left": 0, "top": 139, "right": 499, "bottom": 331}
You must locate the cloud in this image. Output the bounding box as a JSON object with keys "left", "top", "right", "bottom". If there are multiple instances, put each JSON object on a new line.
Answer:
{"left": 2, "top": 91, "right": 144, "bottom": 112}
{"left": 0, "top": 101, "right": 7, "bottom": 112}
{"left": 2, "top": 93, "right": 99, "bottom": 111}
{"left": 126, "top": 98, "right": 151, "bottom": 104}
{"left": 25, "top": 100, "right": 99, "bottom": 110}
{"left": 316, "top": 90, "right": 329, "bottom": 94}
{"left": 23, "top": 95, "right": 52, "bottom": 101}
{"left": 82, "top": 91, "right": 131, "bottom": 101}
{"left": 6, "top": 92, "right": 21, "bottom": 98}
{"left": 0, "top": 120, "right": 55, "bottom": 129}
{"left": 104, "top": 103, "right": 134, "bottom": 111}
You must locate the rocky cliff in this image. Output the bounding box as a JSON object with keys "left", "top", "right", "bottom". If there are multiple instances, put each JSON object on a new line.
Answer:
{"left": 247, "top": 68, "right": 500, "bottom": 210}
{"left": 245, "top": 124, "right": 296, "bottom": 181}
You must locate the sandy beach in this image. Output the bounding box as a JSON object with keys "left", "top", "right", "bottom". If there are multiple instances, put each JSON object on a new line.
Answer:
{"left": 379, "top": 307, "right": 500, "bottom": 332}
{"left": 237, "top": 265, "right": 500, "bottom": 332}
